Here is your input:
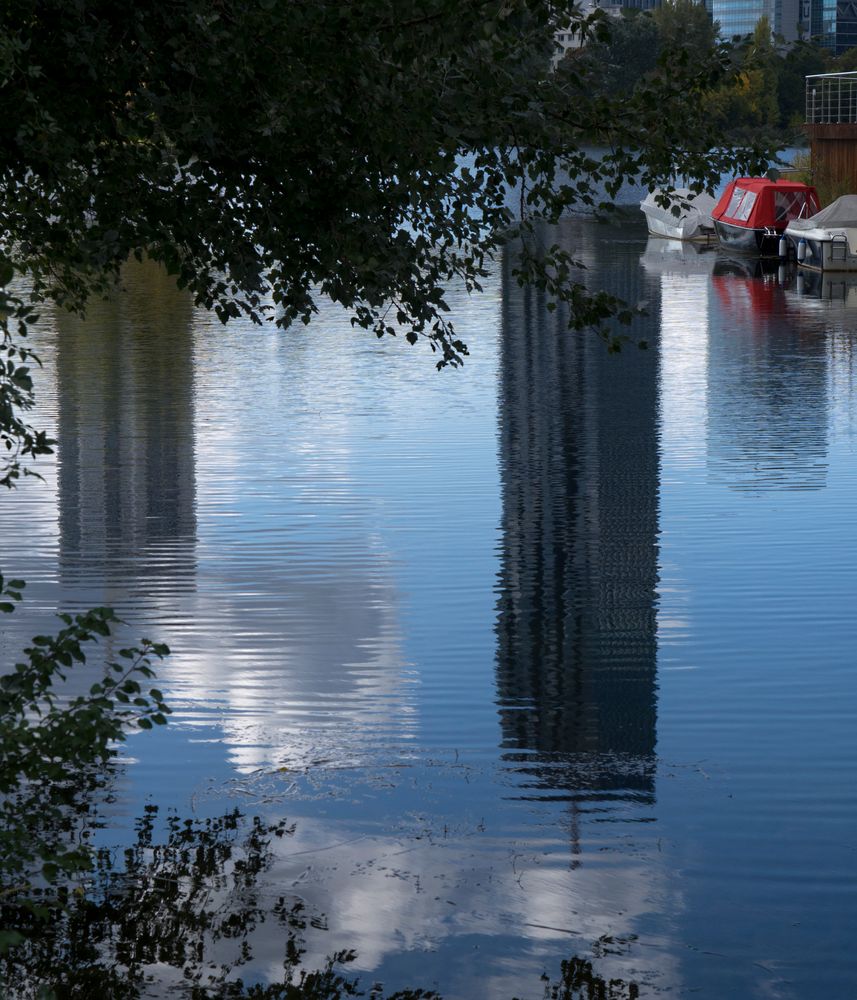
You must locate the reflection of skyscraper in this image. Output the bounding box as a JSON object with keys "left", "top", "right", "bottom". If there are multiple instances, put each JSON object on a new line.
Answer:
{"left": 56, "top": 259, "right": 196, "bottom": 583}
{"left": 495, "top": 219, "right": 660, "bottom": 800}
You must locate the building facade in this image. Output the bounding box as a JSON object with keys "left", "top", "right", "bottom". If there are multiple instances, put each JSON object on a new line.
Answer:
{"left": 804, "top": 0, "right": 857, "bottom": 52}
{"left": 711, "top": 0, "right": 801, "bottom": 41}
{"left": 837, "top": 0, "right": 857, "bottom": 49}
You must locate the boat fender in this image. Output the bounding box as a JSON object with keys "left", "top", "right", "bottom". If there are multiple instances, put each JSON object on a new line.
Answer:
{"left": 797, "top": 239, "right": 807, "bottom": 263}
{"left": 796, "top": 272, "right": 805, "bottom": 295}
{"left": 778, "top": 236, "right": 788, "bottom": 259}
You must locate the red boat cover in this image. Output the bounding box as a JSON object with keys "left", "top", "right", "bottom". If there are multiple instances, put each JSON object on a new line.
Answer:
{"left": 712, "top": 178, "right": 820, "bottom": 229}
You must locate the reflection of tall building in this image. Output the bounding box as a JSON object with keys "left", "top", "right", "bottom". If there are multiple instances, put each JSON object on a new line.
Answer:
{"left": 707, "top": 261, "right": 829, "bottom": 491}
{"left": 495, "top": 219, "right": 660, "bottom": 800}
{"left": 56, "top": 259, "right": 196, "bottom": 582}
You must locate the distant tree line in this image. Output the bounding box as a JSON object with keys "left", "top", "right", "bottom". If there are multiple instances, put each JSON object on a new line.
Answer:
{"left": 561, "top": 0, "right": 854, "bottom": 142}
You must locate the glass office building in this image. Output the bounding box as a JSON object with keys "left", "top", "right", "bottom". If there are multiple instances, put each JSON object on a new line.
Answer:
{"left": 711, "top": 0, "right": 801, "bottom": 40}
{"left": 576, "top": 0, "right": 852, "bottom": 52}
{"left": 837, "top": 1, "right": 857, "bottom": 49}
{"left": 806, "top": 0, "right": 838, "bottom": 46}
{"left": 804, "top": 0, "right": 856, "bottom": 53}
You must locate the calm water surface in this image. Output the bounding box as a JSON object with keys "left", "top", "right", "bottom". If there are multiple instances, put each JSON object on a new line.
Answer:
{"left": 3, "top": 216, "right": 857, "bottom": 998}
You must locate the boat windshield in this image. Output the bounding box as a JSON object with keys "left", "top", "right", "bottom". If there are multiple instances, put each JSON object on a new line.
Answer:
{"left": 775, "top": 190, "right": 814, "bottom": 223}
{"left": 725, "top": 187, "right": 757, "bottom": 221}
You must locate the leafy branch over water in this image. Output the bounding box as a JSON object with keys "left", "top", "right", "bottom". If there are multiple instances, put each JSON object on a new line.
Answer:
{"left": 0, "top": 273, "right": 55, "bottom": 489}
{"left": 0, "top": 584, "right": 170, "bottom": 953}
{"left": 1, "top": 2, "right": 770, "bottom": 369}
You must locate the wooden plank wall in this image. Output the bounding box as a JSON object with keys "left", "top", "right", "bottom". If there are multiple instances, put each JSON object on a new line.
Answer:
{"left": 806, "top": 124, "right": 857, "bottom": 193}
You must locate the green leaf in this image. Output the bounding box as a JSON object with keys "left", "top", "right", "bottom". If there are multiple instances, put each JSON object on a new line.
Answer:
{"left": 0, "top": 930, "right": 24, "bottom": 955}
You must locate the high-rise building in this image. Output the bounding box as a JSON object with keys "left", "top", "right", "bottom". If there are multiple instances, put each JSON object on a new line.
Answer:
{"left": 836, "top": 0, "right": 857, "bottom": 48}
{"left": 711, "top": 0, "right": 801, "bottom": 41}
{"left": 805, "top": 0, "right": 837, "bottom": 46}
{"left": 803, "top": 0, "right": 857, "bottom": 51}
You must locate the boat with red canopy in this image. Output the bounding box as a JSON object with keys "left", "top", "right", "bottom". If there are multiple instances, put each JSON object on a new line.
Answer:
{"left": 712, "top": 178, "right": 820, "bottom": 255}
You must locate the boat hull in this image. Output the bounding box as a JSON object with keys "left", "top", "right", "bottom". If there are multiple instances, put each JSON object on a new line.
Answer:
{"left": 784, "top": 227, "right": 857, "bottom": 271}
{"left": 644, "top": 216, "right": 715, "bottom": 242}
{"left": 713, "top": 219, "right": 782, "bottom": 256}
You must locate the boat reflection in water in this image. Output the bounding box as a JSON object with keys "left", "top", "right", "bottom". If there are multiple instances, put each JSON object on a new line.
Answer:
{"left": 640, "top": 234, "right": 718, "bottom": 278}
{"left": 793, "top": 267, "right": 857, "bottom": 306}
{"left": 708, "top": 253, "right": 829, "bottom": 492}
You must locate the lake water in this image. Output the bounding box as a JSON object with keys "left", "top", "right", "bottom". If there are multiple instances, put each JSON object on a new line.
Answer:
{"left": 3, "top": 214, "right": 857, "bottom": 998}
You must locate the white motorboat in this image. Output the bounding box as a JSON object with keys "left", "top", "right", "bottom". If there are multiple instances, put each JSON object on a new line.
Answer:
{"left": 640, "top": 188, "right": 717, "bottom": 242}
{"left": 784, "top": 194, "right": 857, "bottom": 271}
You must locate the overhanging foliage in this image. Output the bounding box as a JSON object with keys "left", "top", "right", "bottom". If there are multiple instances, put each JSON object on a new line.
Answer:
{"left": 1, "top": 1, "right": 768, "bottom": 371}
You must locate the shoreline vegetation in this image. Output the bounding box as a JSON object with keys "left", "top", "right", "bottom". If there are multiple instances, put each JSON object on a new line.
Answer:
{"left": 565, "top": 5, "right": 846, "bottom": 154}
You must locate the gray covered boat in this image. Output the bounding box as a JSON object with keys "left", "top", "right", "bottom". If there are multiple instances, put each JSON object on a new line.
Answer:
{"left": 785, "top": 194, "right": 857, "bottom": 270}
{"left": 640, "top": 188, "right": 717, "bottom": 242}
